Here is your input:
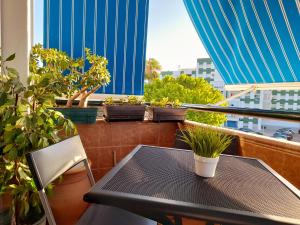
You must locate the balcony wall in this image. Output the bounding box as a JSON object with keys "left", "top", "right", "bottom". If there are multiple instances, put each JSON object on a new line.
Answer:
{"left": 77, "top": 120, "right": 300, "bottom": 189}
{"left": 76, "top": 120, "right": 179, "bottom": 181}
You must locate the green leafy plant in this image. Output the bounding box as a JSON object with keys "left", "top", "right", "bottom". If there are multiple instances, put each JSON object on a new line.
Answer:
{"left": 104, "top": 96, "right": 144, "bottom": 105}
{"left": 0, "top": 51, "right": 76, "bottom": 224}
{"left": 150, "top": 97, "right": 182, "bottom": 108}
{"left": 127, "top": 96, "right": 144, "bottom": 105}
{"left": 144, "top": 74, "right": 227, "bottom": 126}
{"left": 180, "top": 126, "right": 232, "bottom": 158}
{"left": 31, "top": 45, "right": 110, "bottom": 108}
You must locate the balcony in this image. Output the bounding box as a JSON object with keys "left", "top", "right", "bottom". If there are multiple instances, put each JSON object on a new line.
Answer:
{"left": 1, "top": 1, "right": 300, "bottom": 224}
{"left": 76, "top": 118, "right": 300, "bottom": 189}
{"left": 65, "top": 113, "right": 299, "bottom": 225}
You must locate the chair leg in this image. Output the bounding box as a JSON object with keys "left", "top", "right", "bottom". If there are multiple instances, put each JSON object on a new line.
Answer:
{"left": 174, "top": 216, "right": 183, "bottom": 225}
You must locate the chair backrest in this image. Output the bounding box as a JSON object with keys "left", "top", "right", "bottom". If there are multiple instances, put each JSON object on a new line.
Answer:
{"left": 26, "top": 135, "right": 95, "bottom": 225}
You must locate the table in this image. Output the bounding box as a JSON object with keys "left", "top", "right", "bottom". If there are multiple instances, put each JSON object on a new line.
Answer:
{"left": 84, "top": 145, "right": 300, "bottom": 225}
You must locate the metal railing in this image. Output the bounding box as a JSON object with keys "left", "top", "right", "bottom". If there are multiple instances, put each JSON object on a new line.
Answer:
{"left": 183, "top": 104, "right": 300, "bottom": 122}
{"left": 55, "top": 99, "right": 300, "bottom": 122}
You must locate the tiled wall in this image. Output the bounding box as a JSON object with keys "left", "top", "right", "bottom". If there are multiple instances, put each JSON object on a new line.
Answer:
{"left": 77, "top": 120, "right": 179, "bottom": 181}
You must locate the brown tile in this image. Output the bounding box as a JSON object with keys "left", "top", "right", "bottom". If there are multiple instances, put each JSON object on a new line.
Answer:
{"left": 77, "top": 123, "right": 114, "bottom": 148}
{"left": 91, "top": 169, "right": 101, "bottom": 181}
{"left": 116, "top": 145, "right": 136, "bottom": 162}
{"left": 158, "top": 123, "right": 178, "bottom": 147}
{"left": 118, "top": 124, "right": 141, "bottom": 146}
{"left": 283, "top": 154, "right": 300, "bottom": 188}
{"left": 182, "top": 218, "right": 207, "bottom": 225}
{"left": 98, "top": 147, "right": 118, "bottom": 168}
{"left": 84, "top": 148, "right": 99, "bottom": 169}
{"left": 140, "top": 123, "right": 160, "bottom": 145}
{"left": 92, "top": 169, "right": 111, "bottom": 181}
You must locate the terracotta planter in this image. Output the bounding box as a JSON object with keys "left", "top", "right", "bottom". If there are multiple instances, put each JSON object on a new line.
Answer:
{"left": 151, "top": 107, "right": 187, "bottom": 122}
{"left": 194, "top": 154, "right": 219, "bottom": 178}
{"left": 0, "top": 194, "right": 12, "bottom": 225}
{"left": 103, "top": 104, "right": 146, "bottom": 121}
{"left": 48, "top": 162, "right": 91, "bottom": 225}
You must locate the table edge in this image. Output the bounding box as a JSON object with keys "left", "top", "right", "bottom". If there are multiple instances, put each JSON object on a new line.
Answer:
{"left": 84, "top": 145, "right": 300, "bottom": 224}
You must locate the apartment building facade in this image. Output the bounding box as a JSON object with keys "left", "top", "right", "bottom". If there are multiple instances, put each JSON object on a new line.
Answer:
{"left": 161, "top": 58, "right": 300, "bottom": 131}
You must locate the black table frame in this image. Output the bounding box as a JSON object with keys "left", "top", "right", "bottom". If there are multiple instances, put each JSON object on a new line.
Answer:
{"left": 84, "top": 145, "right": 300, "bottom": 225}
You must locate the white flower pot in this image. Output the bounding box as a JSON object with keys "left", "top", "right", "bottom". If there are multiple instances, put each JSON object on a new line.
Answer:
{"left": 194, "top": 154, "right": 219, "bottom": 177}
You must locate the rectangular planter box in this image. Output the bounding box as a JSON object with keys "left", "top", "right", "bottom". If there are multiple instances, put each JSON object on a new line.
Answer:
{"left": 151, "top": 107, "right": 187, "bottom": 122}
{"left": 54, "top": 107, "right": 98, "bottom": 124}
{"left": 103, "top": 105, "right": 146, "bottom": 122}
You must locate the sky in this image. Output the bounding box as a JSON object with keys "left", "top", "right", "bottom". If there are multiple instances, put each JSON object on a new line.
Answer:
{"left": 34, "top": 0, "right": 208, "bottom": 71}
{"left": 146, "top": 0, "right": 208, "bottom": 70}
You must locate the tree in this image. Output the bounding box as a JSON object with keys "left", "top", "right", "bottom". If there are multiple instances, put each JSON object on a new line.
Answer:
{"left": 144, "top": 74, "right": 227, "bottom": 126}
{"left": 145, "top": 58, "right": 162, "bottom": 82}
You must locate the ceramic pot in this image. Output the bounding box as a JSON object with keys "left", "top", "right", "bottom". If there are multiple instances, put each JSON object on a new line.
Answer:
{"left": 48, "top": 162, "right": 91, "bottom": 225}
{"left": 54, "top": 107, "right": 98, "bottom": 124}
{"left": 194, "top": 154, "right": 219, "bottom": 177}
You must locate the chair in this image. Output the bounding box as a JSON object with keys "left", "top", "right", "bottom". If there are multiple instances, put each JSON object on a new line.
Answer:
{"left": 26, "top": 135, "right": 156, "bottom": 225}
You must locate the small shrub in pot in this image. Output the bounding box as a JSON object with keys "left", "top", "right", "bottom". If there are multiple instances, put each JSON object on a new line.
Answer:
{"left": 103, "top": 96, "right": 146, "bottom": 122}
{"left": 180, "top": 126, "right": 232, "bottom": 177}
{"left": 149, "top": 98, "right": 187, "bottom": 122}
{"left": 31, "top": 45, "right": 110, "bottom": 124}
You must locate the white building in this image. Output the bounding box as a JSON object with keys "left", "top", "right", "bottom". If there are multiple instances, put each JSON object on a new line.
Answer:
{"left": 160, "top": 68, "right": 196, "bottom": 79}
{"left": 160, "top": 58, "right": 300, "bottom": 132}
{"left": 196, "top": 58, "right": 225, "bottom": 94}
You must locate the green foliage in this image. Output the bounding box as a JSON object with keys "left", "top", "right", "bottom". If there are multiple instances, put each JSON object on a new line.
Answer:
{"left": 180, "top": 127, "right": 232, "bottom": 158}
{"left": 104, "top": 96, "right": 144, "bottom": 105}
{"left": 144, "top": 75, "right": 227, "bottom": 126}
{"left": 1, "top": 51, "right": 77, "bottom": 224}
{"left": 150, "top": 97, "right": 181, "bottom": 108}
{"left": 31, "top": 45, "right": 110, "bottom": 108}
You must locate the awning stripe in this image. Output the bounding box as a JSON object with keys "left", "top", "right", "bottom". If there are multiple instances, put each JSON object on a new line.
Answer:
{"left": 44, "top": 0, "right": 149, "bottom": 95}
{"left": 183, "top": 0, "right": 300, "bottom": 86}
{"left": 228, "top": 1, "right": 266, "bottom": 83}
{"left": 199, "top": 0, "right": 243, "bottom": 84}
{"left": 239, "top": 1, "right": 275, "bottom": 83}
{"left": 296, "top": 0, "right": 300, "bottom": 14}
{"left": 217, "top": 0, "right": 256, "bottom": 83}
{"left": 249, "top": 0, "right": 286, "bottom": 82}
{"left": 279, "top": 0, "right": 300, "bottom": 60}
{"left": 184, "top": 0, "right": 235, "bottom": 84}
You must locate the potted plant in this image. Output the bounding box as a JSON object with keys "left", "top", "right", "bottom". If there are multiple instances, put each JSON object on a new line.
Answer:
{"left": 103, "top": 96, "right": 146, "bottom": 121}
{"left": 149, "top": 97, "right": 187, "bottom": 122}
{"left": 180, "top": 126, "right": 232, "bottom": 177}
{"left": 31, "top": 45, "right": 110, "bottom": 124}
{"left": 0, "top": 52, "right": 76, "bottom": 224}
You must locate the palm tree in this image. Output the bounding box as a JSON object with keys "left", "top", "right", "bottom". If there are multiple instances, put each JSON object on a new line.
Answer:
{"left": 145, "top": 58, "right": 162, "bottom": 82}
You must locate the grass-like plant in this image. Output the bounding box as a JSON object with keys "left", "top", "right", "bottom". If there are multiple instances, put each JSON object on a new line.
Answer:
{"left": 104, "top": 96, "right": 144, "bottom": 105}
{"left": 150, "top": 97, "right": 181, "bottom": 108}
{"left": 180, "top": 126, "right": 232, "bottom": 158}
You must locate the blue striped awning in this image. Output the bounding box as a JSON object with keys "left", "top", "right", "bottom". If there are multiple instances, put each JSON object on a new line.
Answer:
{"left": 183, "top": 0, "right": 300, "bottom": 87}
{"left": 44, "top": 0, "right": 149, "bottom": 95}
